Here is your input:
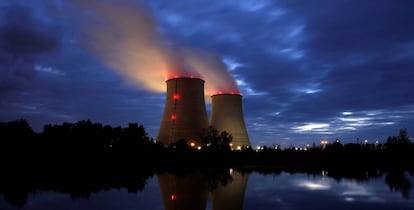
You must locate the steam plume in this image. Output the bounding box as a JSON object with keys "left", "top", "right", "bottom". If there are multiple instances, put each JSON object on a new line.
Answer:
{"left": 70, "top": 0, "right": 239, "bottom": 97}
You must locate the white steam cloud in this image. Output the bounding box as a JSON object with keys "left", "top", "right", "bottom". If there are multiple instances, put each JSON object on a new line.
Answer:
{"left": 70, "top": 0, "right": 240, "bottom": 97}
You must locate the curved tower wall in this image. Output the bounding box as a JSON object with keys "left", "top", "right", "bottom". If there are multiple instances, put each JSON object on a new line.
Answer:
{"left": 210, "top": 94, "right": 251, "bottom": 148}
{"left": 157, "top": 77, "right": 209, "bottom": 145}
{"left": 157, "top": 173, "right": 209, "bottom": 210}
{"left": 211, "top": 170, "right": 249, "bottom": 210}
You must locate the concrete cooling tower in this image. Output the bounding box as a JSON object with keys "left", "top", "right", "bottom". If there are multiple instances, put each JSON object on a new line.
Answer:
{"left": 211, "top": 170, "right": 249, "bottom": 210}
{"left": 157, "top": 173, "right": 209, "bottom": 210}
{"left": 210, "top": 94, "right": 251, "bottom": 148}
{"left": 157, "top": 77, "right": 209, "bottom": 145}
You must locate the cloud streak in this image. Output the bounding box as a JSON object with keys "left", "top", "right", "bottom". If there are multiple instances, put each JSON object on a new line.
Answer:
{"left": 70, "top": 0, "right": 239, "bottom": 96}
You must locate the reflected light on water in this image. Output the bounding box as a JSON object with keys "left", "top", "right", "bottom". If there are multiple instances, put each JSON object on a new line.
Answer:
{"left": 345, "top": 197, "right": 355, "bottom": 202}
{"left": 296, "top": 181, "right": 331, "bottom": 190}
{"left": 341, "top": 182, "right": 372, "bottom": 196}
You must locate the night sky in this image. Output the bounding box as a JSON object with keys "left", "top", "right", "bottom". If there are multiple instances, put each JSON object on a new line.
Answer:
{"left": 1, "top": 0, "right": 413, "bottom": 147}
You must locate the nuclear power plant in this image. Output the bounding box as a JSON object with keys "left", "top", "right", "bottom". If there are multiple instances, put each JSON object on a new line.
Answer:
{"left": 157, "top": 77, "right": 251, "bottom": 209}
{"left": 210, "top": 93, "right": 250, "bottom": 148}
{"left": 157, "top": 170, "right": 249, "bottom": 210}
{"left": 157, "top": 77, "right": 250, "bottom": 148}
{"left": 157, "top": 172, "right": 209, "bottom": 210}
{"left": 211, "top": 170, "right": 249, "bottom": 210}
{"left": 157, "top": 77, "right": 209, "bottom": 146}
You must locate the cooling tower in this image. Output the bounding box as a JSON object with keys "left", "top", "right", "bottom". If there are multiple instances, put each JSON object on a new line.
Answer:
{"left": 211, "top": 170, "right": 249, "bottom": 210}
{"left": 157, "top": 77, "right": 209, "bottom": 145}
{"left": 157, "top": 173, "right": 209, "bottom": 210}
{"left": 210, "top": 94, "right": 250, "bottom": 148}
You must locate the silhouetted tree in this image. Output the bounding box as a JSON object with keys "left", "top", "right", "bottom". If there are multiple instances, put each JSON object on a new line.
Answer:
{"left": 202, "top": 126, "right": 232, "bottom": 152}
{"left": 0, "top": 119, "right": 36, "bottom": 154}
{"left": 386, "top": 128, "right": 410, "bottom": 145}
{"left": 385, "top": 128, "right": 411, "bottom": 152}
{"left": 326, "top": 138, "right": 344, "bottom": 152}
{"left": 398, "top": 128, "right": 410, "bottom": 143}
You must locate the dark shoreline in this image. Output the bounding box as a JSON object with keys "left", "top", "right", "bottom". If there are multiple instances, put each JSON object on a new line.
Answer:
{"left": 1, "top": 119, "right": 413, "bottom": 207}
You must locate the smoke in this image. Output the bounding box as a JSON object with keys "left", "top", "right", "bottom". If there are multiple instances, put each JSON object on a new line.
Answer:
{"left": 70, "top": 0, "right": 239, "bottom": 96}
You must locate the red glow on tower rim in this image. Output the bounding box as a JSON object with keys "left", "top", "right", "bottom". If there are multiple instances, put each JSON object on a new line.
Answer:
{"left": 166, "top": 76, "right": 204, "bottom": 82}
{"left": 211, "top": 92, "right": 243, "bottom": 97}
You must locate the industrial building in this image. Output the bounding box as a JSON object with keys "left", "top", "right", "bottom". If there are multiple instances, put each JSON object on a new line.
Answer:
{"left": 157, "top": 77, "right": 209, "bottom": 146}
{"left": 157, "top": 77, "right": 250, "bottom": 149}
{"left": 210, "top": 93, "right": 251, "bottom": 149}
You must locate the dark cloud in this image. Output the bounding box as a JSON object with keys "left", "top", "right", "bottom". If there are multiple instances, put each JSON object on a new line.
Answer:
{"left": 0, "top": 3, "right": 61, "bottom": 90}
{"left": 0, "top": 11, "right": 59, "bottom": 54}
{"left": 280, "top": 0, "right": 414, "bottom": 55}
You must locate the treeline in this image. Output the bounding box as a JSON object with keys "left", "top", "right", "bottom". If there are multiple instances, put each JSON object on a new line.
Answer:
{"left": 0, "top": 118, "right": 162, "bottom": 158}
{"left": 0, "top": 119, "right": 413, "bottom": 169}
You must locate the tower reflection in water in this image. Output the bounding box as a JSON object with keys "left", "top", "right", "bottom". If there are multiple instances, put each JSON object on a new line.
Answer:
{"left": 157, "top": 169, "right": 249, "bottom": 210}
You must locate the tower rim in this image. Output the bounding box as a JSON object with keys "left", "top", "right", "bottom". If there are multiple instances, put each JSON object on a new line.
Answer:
{"left": 166, "top": 77, "right": 205, "bottom": 83}
{"left": 211, "top": 93, "right": 242, "bottom": 98}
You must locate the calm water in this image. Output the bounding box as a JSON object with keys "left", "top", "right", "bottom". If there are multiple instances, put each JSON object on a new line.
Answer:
{"left": 1, "top": 171, "right": 413, "bottom": 210}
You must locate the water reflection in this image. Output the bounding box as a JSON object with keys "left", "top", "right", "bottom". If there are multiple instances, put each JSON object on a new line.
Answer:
{"left": 157, "top": 172, "right": 209, "bottom": 210}
{"left": 385, "top": 171, "right": 412, "bottom": 199}
{"left": 0, "top": 168, "right": 413, "bottom": 209}
{"left": 157, "top": 169, "right": 249, "bottom": 210}
{"left": 211, "top": 169, "right": 249, "bottom": 210}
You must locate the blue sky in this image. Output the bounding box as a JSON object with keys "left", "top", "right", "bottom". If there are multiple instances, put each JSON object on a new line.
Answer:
{"left": 1, "top": 0, "right": 413, "bottom": 147}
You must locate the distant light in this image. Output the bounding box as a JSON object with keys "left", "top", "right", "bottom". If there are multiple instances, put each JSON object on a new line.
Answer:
{"left": 171, "top": 194, "right": 176, "bottom": 200}
{"left": 197, "top": 146, "right": 201, "bottom": 150}
{"left": 190, "top": 142, "right": 195, "bottom": 147}
{"left": 170, "top": 114, "right": 177, "bottom": 120}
